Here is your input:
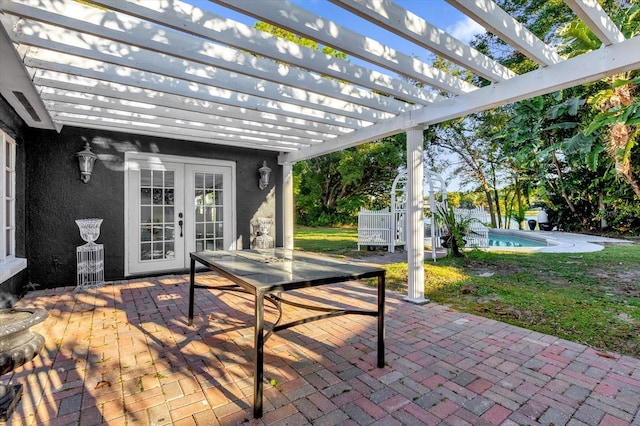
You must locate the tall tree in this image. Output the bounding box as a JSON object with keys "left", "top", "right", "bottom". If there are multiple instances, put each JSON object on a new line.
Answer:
{"left": 425, "top": 115, "right": 505, "bottom": 228}
{"left": 558, "top": 1, "right": 640, "bottom": 198}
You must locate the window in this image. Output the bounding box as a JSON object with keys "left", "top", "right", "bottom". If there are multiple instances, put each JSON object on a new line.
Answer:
{"left": 2, "top": 131, "right": 15, "bottom": 260}
{"left": 0, "top": 130, "right": 25, "bottom": 282}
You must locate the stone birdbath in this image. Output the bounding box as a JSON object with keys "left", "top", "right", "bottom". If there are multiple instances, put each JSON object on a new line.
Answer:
{"left": 0, "top": 295, "right": 48, "bottom": 422}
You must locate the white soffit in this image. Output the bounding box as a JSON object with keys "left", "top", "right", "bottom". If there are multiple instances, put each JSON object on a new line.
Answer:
{"left": 0, "top": 0, "right": 638, "bottom": 162}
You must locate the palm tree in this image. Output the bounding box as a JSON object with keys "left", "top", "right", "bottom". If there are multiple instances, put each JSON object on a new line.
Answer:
{"left": 435, "top": 202, "right": 480, "bottom": 258}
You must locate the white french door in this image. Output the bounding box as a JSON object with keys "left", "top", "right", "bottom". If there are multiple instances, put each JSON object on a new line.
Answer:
{"left": 125, "top": 154, "right": 236, "bottom": 276}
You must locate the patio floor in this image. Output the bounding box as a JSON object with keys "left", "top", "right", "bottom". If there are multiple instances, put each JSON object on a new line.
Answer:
{"left": 5, "top": 271, "right": 640, "bottom": 426}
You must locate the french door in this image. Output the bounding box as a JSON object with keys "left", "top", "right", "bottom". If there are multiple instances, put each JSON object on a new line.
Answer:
{"left": 125, "top": 154, "right": 236, "bottom": 276}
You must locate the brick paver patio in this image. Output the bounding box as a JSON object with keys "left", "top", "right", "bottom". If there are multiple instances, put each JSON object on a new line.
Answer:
{"left": 5, "top": 271, "right": 640, "bottom": 425}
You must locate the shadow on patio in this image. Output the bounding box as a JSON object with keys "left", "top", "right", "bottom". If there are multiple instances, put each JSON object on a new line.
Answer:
{"left": 5, "top": 272, "right": 640, "bottom": 425}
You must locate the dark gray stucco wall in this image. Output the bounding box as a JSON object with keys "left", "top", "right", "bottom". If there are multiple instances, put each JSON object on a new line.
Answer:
{"left": 24, "top": 126, "right": 281, "bottom": 288}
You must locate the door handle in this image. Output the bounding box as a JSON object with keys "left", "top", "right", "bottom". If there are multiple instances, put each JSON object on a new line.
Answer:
{"left": 178, "top": 212, "right": 183, "bottom": 237}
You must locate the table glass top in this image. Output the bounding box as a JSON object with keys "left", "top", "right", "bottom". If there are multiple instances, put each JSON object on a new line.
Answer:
{"left": 191, "top": 249, "right": 384, "bottom": 292}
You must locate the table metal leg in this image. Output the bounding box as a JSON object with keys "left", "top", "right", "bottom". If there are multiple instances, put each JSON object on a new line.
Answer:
{"left": 254, "top": 291, "right": 265, "bottom": 418}
{"left": 377, "top": 273, "right": 385, "bottom": 368}
{"left": 188, "top": 258, "right": 195, "bottom": 326}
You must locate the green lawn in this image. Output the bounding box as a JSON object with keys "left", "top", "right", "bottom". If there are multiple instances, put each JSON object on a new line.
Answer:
{"left": 294, "top": 226, "right": 640, "bottom": 358}
{"left": 294, "top": 226, "right": 360, "bottom": 255}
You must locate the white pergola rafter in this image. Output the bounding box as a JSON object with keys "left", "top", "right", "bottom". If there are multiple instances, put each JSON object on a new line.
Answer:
{"left": 33, "top": 72, "right": 351, "bottom": 138}
{"left": 214, "top": 0, "right": 479, "bottom": 95}
{"left": 565, "top": 0, "right": 625, "bottom": 45}
{"left": 446, "top": 0, "right": 563, "bottom": 66}
{"left": 86, "top": 0, "right": 441, "bottom": 106}
{"left": 331, "top": 0, "right": 516, "bottom": 83}
{"left": 7, "top": 4, "right": 413, "bottom": 117}
{"left": 2, "top": 0, "right": 632, "bottom": 152}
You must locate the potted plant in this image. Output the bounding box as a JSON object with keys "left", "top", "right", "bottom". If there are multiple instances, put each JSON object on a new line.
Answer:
{"left": 435, "top": 202, "right": 480, "bottom": 257}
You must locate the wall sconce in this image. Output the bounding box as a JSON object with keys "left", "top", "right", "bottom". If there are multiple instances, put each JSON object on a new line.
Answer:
{"left": 76, "top": 143, "right": 97, "bottom": 183}
{"left": 258, "top": 161, "right": 271, "bottom": 190}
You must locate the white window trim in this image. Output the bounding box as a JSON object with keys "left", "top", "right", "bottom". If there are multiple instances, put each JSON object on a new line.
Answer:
{"left": 0, "top": 130, "right": 26, "bottom": 281}
{"left": 0, "top": 258, "right": 27, "bottom": 283}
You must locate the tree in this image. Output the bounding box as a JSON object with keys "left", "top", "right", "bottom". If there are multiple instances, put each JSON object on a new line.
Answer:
{"left": 294, "top": 135, "right": 406, "bottom": 226}
{"left": 254, "top": 22, "right": 348, "bottom": 61}
{"left": 425, "top": 113, "right": 507, "bottom": 228}
{"left": 460, "top": 0, "right": 640, "bottom": 231}
{"left": 558, "top": 1, "right": 640, "bottom": 198}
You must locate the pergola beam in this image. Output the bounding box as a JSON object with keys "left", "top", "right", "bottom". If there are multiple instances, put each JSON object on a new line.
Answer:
{"left": 282, "top": 34, "right": 640, "bottom": 163}
{"left": 564, "top": 0, "right": 625, "bottom": 46}
{"left": 446, "top": 0, "right": 562, "bottom": 66}
{"left": 41, "top": 92, "right": 322, "bottom": 146}
{"left": 23, "top": 53, "right": 370, "bottom": 130}
{"left": 87, "top": 0, "right": 440, "bottom": 106}
{"left": 34, "top": 74, "right": 349, "bottom": 138}
{"left": 331, "top": 0, "right": 515, "bottom": 83}
{"left": 214, "top": 0, "right": 479, "bottom": 95}
{"left": 4, "top": 2, "right": 402, "bottom": 121}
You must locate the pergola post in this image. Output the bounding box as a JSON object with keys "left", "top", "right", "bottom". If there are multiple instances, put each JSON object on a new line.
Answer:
{"left": 282, "top": 162, "right": 295, "bottom": 250}
{"left": 405, "top": 127, "right": 428, "bottom": 304}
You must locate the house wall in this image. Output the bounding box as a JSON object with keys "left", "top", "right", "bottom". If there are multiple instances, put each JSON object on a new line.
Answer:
{"left": 23, "top": 126, "right": 281, "bottom": 289}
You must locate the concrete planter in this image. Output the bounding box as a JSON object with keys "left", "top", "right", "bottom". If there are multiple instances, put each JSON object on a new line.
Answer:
{"left": 0, "top": 308, "right": 48, "bottom": 422}
{"left": 0, "top": 308, "right": 48, "bottom": 375}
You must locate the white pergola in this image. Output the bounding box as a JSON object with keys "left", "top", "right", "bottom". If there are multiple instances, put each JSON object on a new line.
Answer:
{"left": 2, "top": 0, "right": 640, "bottom": 302}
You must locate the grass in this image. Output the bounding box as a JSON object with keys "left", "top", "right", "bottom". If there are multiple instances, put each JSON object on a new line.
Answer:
{"left": 294, "top": 226, "right": 359, "bottom": 255}
{"left": 294, "top": 226, "right": 640, "bottom": 358}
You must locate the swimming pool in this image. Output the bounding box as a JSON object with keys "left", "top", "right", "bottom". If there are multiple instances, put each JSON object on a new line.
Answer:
{"left": 487, "top": 231, "right": 548, "bottom": 247}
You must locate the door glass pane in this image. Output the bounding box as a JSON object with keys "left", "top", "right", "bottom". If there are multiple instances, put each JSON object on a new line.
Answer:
{"left": 139, "top": 169, "right": 175, "bottom": 262}
{"left": 141, "top": 225, "right": 151, "bottom": 242}
{"left": 141, "top": 206, "right": 151, "bottom": 223}
{"left": 194, "top": 172, "right": 224, "bottom": 252}
{"left": 165, "top": 189, "right": 174, "bottom": 205}
{"left": 141, "top": 243, "right": 151, "bottom": 260}
{"left": 152, "top": 225, "right": 163, "bottom": 241}
{"left": 165, "top": 225, "right": 175, "bottom": 240}
{"left": 165, "top": 242, "right": 175, "bottom": 258}
{"left": 141, "top": 169, "right": 151, "bottom": 186}
{"left": 204, "top": 190, "right": 214, "bottom": 206}
{"left": 153, "top": 242, "right": 163, "bottom": 259}
{"left": 141, "top": 188, "right": 151, "bottom": 204}
{"left": 164, "top": 207, "right": 174, "bottom": 222}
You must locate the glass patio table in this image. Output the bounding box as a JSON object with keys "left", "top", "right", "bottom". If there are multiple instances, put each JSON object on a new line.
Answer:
{"left": 188, "top": 248, "right": 386, "bottom": 418}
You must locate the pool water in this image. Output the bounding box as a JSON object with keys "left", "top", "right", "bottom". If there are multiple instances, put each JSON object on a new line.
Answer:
{"left": 487, "top": 232, "right": 547, "bottom": 247}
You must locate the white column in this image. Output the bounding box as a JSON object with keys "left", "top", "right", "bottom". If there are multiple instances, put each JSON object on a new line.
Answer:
{"left": 405, "top": 127, "right": 428, "bottom": 304}
{"left": 282, "top": 162, "right": 295, "bottom": 249}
